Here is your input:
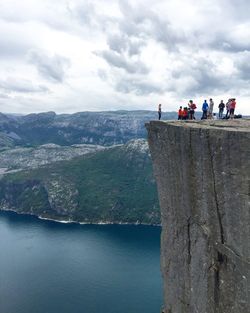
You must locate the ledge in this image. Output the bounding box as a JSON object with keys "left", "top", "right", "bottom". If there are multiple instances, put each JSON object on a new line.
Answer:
{"left": 146, "top": 118, "right": 250, "bottom": 132}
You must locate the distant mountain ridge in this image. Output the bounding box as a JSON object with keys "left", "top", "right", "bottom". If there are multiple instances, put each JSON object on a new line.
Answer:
{"left": 0, "top": 110, "right": 177, "bottom": 148}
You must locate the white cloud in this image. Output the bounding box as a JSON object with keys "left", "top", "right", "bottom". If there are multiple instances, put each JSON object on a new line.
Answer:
{"left": 28, "top": 50, "right": 71, "bottom": 82}
{"left": 0, "top": 0, "right": 249, "bottom": 114}
{"left": 0, "top": 77, "right": 49, "bottom": 93}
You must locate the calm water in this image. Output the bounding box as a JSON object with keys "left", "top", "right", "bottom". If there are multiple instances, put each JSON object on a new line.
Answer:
{"left": 0, "top": 211, "right": 162, "bottom": 313}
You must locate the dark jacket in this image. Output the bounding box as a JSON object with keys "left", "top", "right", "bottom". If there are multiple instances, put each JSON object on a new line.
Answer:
{"left": 219, "top": 102, "right": 225, "bottom": 110}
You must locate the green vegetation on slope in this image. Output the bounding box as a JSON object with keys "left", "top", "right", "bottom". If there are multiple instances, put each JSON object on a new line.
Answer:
{"left": 0, "top": 140, "right": 160, "bottom": 224}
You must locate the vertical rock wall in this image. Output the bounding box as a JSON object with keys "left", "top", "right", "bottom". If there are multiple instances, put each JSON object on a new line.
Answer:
{"left": 146, "top": 120, "right": 250, "bottom": 313}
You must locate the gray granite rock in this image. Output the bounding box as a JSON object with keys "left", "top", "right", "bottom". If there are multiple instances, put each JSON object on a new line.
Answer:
{"left": 146, "top": 119, "right": 250, "bottom": 313}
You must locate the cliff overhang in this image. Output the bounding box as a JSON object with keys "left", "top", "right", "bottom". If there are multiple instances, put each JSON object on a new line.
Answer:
{"left": 146, "top": 119, "right": 250, "bottom": 313}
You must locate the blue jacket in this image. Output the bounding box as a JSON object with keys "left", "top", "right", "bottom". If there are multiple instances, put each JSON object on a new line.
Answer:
{"left": 202, "top": 102, "right": 208, "bottom": 111}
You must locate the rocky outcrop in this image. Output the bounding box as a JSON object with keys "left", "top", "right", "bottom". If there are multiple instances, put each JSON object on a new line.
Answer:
{"left": 146, "top": 120, "right": 250, "bottom": 313}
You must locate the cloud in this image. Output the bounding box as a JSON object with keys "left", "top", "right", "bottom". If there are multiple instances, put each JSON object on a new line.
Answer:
{"left": 234, "top": 51, "right": 250, "bottom": 80}
{"left": 118, "top": 1, "right": 185, "bottom": 52}
{"left": 0, "top": 0, "right": 250, "bottom": 114}
{"left": 207, "top": 22, "right": 250, "bottom": 53}
{"left": 0, "top": 93, "right": 10, "bottom": 99}
{"left": 28, "top": 50, "right": 71, "bottom": 83}
{"left": 0, "top": 20, "right": 38, "bottom": 58}
{"left": 96, "top": 50, "right": 149, "bottom": 74}
{"left": 166, "top": 54, "right": 234, "bottom": 96}
{"left": 0, "top": 36, "right": 31, "bottom": 58}
{"left": 226, "top": 23, "right": 250, "bottom": 52}
{"left": 67, "top": 1, "right": 96, "bottom": 26}
{"left": 115, "top": 78, "right": 163, "bottom": 95}
{"left": 107, "top": 33, "right": 146, "bottom": 56}
{"left": 97, "top": 69, "right": 108, "bottom": 81}
{"left": 107, "top": 34, "right": 128, "bottom": 54}
{"left": 0, "top": 77, "right": 49, "bottom": 93}
{"left": 0, "top": 0, "right": 73, "bottom": 31}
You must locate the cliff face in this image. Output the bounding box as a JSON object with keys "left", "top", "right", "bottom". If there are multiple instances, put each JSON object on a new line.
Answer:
{"left": 146, "top": 120, "right": 250, "bottom": 313}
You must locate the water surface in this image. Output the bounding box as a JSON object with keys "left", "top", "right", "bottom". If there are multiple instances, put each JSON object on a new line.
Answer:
{"left": 0, "top": 211, "right": 162, "bottom": 313}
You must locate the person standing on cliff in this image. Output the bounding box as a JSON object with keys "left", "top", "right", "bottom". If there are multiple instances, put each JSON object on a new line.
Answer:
{"left": 178, "top": 106, "right": 183, "bottom": 120}
{"left": 208, "top": 98, "right": 214, "bottom": 119}
{"left": 218, "top": 100, "right": 225, "bottom": 119}
{"left": 201, "top": 100, "right": 208, "bottom": 119}
{"left": 188, "top": 100, "right": 197, "bottom": 120}
{"left": 230, "top": 98, "right": 236, "bottom": 119}
{"left": 182, "top": 107, "right": 188, "bottom": 120}
{"left": 158, "top": 104, "right": 162, "bottom": 120}
{"left": 225, "top": 99, "right": 231, "bottom": 118}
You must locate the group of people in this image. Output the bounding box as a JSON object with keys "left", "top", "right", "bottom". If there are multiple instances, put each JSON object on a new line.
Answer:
{"left": 158, "top": 98, "right": 236, "bottom": 120}
{"left": 218, "top": 98, "right": 236, "bottom": 119}
{"left": 157, "top": 98, "right": 237, "bottom": 121}
{"left": 201, "top": 98, "right": 236, "bottom": 120}
{"left": 177, "top": 100, "right": 197, "bottom": 120}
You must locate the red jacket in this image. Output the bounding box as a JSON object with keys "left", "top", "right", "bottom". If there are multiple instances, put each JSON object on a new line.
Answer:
{"left": 230, "top": 100, "right": 236, "bottom": 109}
{"left": 183, "top": 110, "right": 188, "bottom": 117}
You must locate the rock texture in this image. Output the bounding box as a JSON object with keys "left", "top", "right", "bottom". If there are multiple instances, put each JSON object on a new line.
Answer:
{"left": 146, "top": 119, "right": 250, "bottom": 313}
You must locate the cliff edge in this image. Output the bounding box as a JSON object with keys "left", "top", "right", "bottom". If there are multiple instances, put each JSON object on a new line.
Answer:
{"left": 146, "top": 119, "right": 250, "bottom": 313}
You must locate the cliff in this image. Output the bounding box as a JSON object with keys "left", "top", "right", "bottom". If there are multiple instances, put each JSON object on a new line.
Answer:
{"left": 146, "top": 120, "right": 250, "bottom": 313}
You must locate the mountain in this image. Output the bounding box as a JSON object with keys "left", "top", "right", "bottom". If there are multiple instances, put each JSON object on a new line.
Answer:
{"left": 0, "top": 110, "right": 173, "bottom": 224}
{"left": 0, "top": 110, "right": 177, "bottom": 148}
{"left": 0, "top": 132, "right": 15, "bottom": 149}
{"left": 0, "top": 139, "right": 160, "bottom": 225}
{"left": 0, "top": 143, "right": 106, "bottom": 174}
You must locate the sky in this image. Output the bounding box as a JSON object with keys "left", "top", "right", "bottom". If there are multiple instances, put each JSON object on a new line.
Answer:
{"left": 0, "top": 0, "right": 250, "bottom": 114}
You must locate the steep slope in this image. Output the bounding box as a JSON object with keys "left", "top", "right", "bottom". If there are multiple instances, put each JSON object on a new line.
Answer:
{"left": 146, "top": 120, "right": 250, "bottom": 313}
{"left": 0, "top": 132, "right": 15, "bottom": 149}
{"left": 0, "top": 139, "right": 160, "bottom": 225}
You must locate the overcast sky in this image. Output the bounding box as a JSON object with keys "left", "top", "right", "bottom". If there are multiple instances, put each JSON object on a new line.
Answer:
{"left": 0, "top": 0, "right": 250, "bottom": 114}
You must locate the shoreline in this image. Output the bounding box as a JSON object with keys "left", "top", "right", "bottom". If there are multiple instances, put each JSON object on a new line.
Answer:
{"left": 0, "top": 208, "right": 161, "bottom": 227}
